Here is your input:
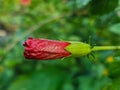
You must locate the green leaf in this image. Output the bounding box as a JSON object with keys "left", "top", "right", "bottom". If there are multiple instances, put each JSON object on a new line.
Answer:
{"left": 8, "top": 68, "right": 71, "bottom": 90}
{"left": 78, "top": 76, "right": 110, "bottom": 90}
{"left": 109, "top": 23, "right": 120, "bottom": 35}
{"left": 76, "top": 0, "right": 91, "bottom": 8}
{"left": 103, "top": 78, "right": 120, "bottom": 90}
{"left": 108, "top": 61, "right": 120, "bottom": 78}
{"left": 90, "top": 0, "right": 118, "bottom": 15}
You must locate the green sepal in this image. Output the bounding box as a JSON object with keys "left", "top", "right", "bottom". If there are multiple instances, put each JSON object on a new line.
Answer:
{"left": 65, "top": 41, "right": 92, "bottom": 57}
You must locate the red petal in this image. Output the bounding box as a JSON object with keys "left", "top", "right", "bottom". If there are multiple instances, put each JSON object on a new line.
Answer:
{"left": 23, "top": 37, "right": 71, "bottom": 60}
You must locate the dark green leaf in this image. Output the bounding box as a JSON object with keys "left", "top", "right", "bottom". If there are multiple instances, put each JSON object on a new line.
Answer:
{"left": 90, "top": 0, "right": 118, "bottom": 15}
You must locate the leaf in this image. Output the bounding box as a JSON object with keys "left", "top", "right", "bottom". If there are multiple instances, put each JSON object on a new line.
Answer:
{"left": 8, "top": 68, "right": 71, "bottom": 90}
{"left": 90, "top": 0, "right": 118, "bottom": 15}
{"left": 109, "top": 23, "right": 120, "bottom": 35}
{"left": 78, "top": 76, "right": 110, "bottom": 90}
{"left": 108, "top": 61, "right": 120, "bottom": 78}
{"left": 103, "top": 78, "right": 120, "bottom": 90}
{"left": 76, "top": 0, "right": 91, "bottom": 8}
{"left": 66, "top": 0, "right": 91, "bottom": 10}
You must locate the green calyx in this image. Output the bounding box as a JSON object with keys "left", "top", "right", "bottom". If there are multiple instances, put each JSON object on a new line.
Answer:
{"left": 65, "top": 41, "right": 92, "bottom": 57}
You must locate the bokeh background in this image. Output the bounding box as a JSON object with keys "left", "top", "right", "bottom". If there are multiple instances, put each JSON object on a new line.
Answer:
{"left": 0, "top": 0, "right": 120, "bottom": 90}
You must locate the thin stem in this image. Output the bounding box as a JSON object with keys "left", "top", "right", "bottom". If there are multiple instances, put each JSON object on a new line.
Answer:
{"left": 92, "top": 46, "right": 120, "bottom": 51}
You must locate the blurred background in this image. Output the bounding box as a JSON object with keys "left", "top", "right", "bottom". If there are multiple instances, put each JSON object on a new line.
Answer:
{"left": 0, "top": 0, "right": 120, "bottom": 90}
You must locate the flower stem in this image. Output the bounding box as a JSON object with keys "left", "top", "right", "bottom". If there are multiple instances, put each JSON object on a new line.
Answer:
{"left": 92, "top": 46, "right": 120, "bottom": 51}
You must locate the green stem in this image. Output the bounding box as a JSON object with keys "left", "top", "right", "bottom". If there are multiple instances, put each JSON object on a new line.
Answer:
{"left": 92, "top": 46, "right": 120, "bottom": 51}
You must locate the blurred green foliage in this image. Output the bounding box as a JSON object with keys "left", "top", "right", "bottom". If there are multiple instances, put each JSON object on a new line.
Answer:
{"left": 0, "top": 0, "right": 120, "bottom": 90}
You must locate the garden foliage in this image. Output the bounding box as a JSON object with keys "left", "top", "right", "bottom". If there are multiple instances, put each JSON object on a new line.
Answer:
{"left": 0, "top": 0, "right": 120, "bottom": 90}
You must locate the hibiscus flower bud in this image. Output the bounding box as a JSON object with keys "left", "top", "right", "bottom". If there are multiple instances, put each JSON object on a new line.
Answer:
{"left": 23, "top": 37, "right": 71, "bottom": 60}
{"left": 23, "top": 37, "right": 92, "bottom": 60}
{"left": 23, "top": 37, "right": 120, "bottom": 60}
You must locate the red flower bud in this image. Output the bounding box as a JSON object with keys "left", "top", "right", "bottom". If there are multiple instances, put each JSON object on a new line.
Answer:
{"left": 23, "top": 37, "right": 71, "bottom": 60}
